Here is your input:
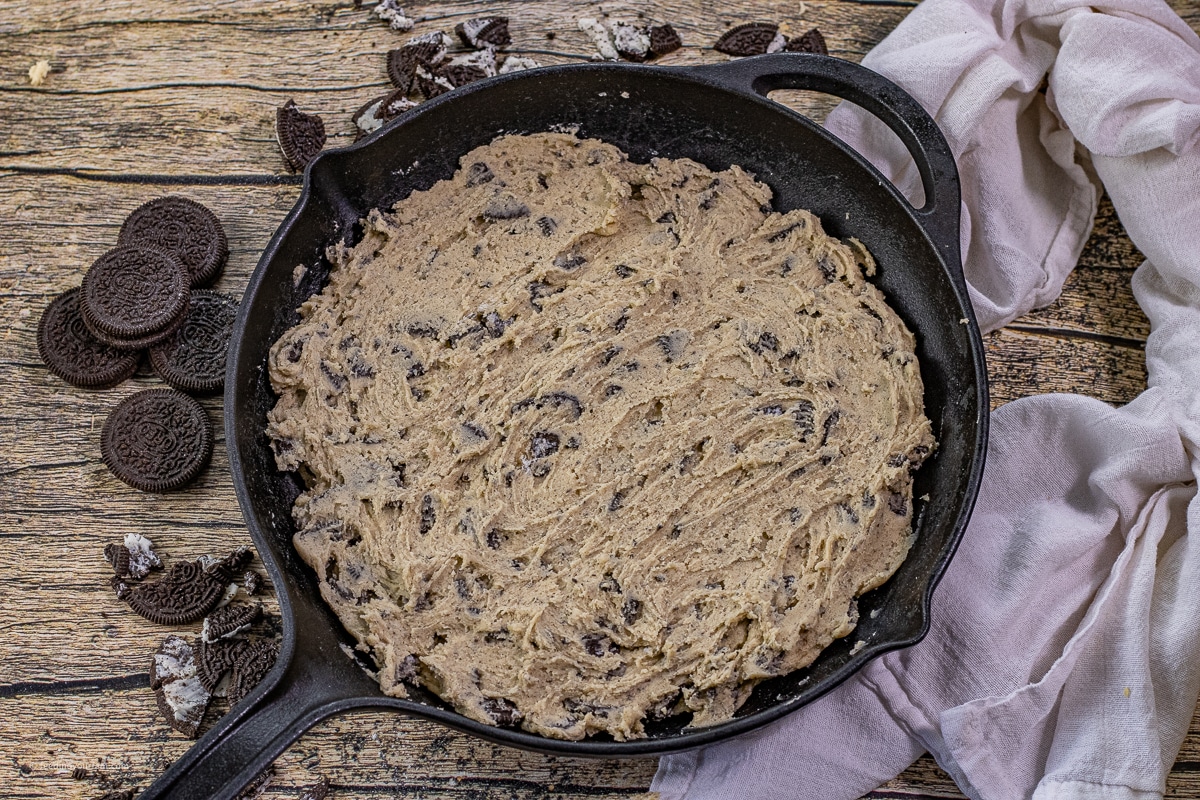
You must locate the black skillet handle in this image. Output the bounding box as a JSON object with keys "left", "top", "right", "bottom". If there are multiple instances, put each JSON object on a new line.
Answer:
{"left": 135, "top": 620, "right": 374, "bottom": 800}
{"left": 680, "top": 54, "right": 962, "bottom": 264}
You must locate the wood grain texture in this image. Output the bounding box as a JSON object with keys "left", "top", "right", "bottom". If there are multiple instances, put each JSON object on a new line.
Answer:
{"left": 1, "top": 0, "right": 1196, "bottom": 798}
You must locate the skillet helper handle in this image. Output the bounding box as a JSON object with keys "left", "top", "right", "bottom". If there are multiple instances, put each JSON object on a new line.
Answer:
{"left": 684, "top": 54, "right": 962, "bottom": 262}
{"left": 136, "top": 632, "right": 364, "bottom": 800}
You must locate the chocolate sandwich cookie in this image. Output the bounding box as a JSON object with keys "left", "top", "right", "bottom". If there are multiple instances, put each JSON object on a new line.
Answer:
{"left": 151, "top": 635, "right": 211, "bottom": 738}
{"left": 101, "top": 388, "right": 212, "bottom": 492}
{"left": 648, "top": 24, "right": 683, "bottom": 57}
{"left": 276, "top": 100, "right": 326, "bottom": 173}
{"left": 80, "top": 245, "right": 190, "bottom": 346}
{"left": 119, "top": 556, "right": 229, "bottom": 624}
{"left": 714, "top": 22, "right": 784, "bottom": 56}
{"left": 353, "top": 90, "right": 419, "bottom": 141}
{"left": 195, "top": 636, "right": 251, "bottom": 694}
{"left": 455, "top": 16, "right": 510, "bottom": 49}
{"left": 37, "top": 288, "right": 141, "bottom": 388}
{"left": 119, "top": 196, "right": 228, "bottom": 288}
{"left": 201, "top": 601, "right": 262, "bottom": 643}
{"left": 387, "top": 39, "right": 447, "bottom": 92}
{"left": 227, "top": 637, "right": 280, "bottom": 706}
{"left": 784, "top": 27, "right": 828, "bottom": 55}
{"left": 149, "top": 290, "right": 238, "bottom": 394}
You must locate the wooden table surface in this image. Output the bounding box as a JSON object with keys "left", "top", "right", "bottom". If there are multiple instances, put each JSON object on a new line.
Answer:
{"left": 2, "top": 0, "right": 1198, "bottom": 798}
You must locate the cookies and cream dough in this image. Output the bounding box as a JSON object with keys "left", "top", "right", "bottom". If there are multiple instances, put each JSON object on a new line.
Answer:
{"left": 266, "top": 132, "right": 935, "bottom": 740}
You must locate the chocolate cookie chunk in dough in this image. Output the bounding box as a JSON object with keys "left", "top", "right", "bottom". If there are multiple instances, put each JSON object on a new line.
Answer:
{"left": 267, "top": 132, "right": 935, "bottom": 741}
{"left": 118, "top": 196, "right": 229, "bottom": 288}
{"left": 101, "top": 388, "right": 213, "bottom": 492}
{"left": 149, "top": 290, "right": 238, "bottom": 394}
{"left": 80, "top": 245, "right": 189, "bottom": 344}
{"left": 37, "top": 289, "right": 140, "bottom": 389}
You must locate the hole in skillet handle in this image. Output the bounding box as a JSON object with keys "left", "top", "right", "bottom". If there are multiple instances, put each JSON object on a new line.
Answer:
{"left": 677, "top": 54, "right": 961, "bottom": 266}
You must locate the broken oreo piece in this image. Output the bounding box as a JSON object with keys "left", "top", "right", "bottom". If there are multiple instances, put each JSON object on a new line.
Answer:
{"left": 149, "top": 290, "right": 238, "bottom": 394}
{"left": 784, "top": 27, "right": 828, "bottom": 55}
{"left": 372, "top": 0, "right": 413, "bottom": 31}
{"left": 498, "top": 55, "right": 541, "bottom": 74}
{"left": 436, "top": 48, "right": 497, "bottom": 88}
{"left": 150, "top": 635, "right": 211, "bottom": 738}
{"left": 80, "top": 245, "right": 189, "bottom": 343}
{"left": 414, "top": 64, "right": 454, "bottom": 98}
{"left": 101, "top": 389, "right": 212, "bottom": 492}
{"left": 455, "top": 17, "right": 510, "bottom": 49}
{"left": 648, "top": 24, "right": 683, "bottom": 56}
{"left": 201, "top": 601, "right": 262, "bottom": 643}
{"left": 227, "top": 637, "right": 280, "bottom": 706}
{"left": 611, "top": 21, "right": 651, "bottom": 61}
{"left": 118, "top": 196, "right": 229, "bottom": 288}
{"left": 714, "top": 22, "right": 785, "bottom": 56}
{"left": 275, "top": 100, "right": 326, "bottom": 173}
{"left": 353, "top": 89, "right": 418, "bottom": 140}
{"left": 298, "top": 776, "right": 332, "bottom": 800}
{"left": 37, "top": 289, "right": 140, "bottom": 389}
{"left": 122, "top": 557, "right": 229, "bottom": 624}
{"left": 196, "top": 636, "right": 251, "bottom": 694}
{"left": 386, "top": 39, "right": 446, "bottom": 92}
{"left": 104, "top": 533, "right": 162, "bottom": 580}
{"left": 243, "top": 570, "right": 264, "bottom": 595}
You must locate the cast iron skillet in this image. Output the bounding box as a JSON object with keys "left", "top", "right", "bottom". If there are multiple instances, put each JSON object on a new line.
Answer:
{"left": 141, "top": 54, "right": 988, "bottom": 799}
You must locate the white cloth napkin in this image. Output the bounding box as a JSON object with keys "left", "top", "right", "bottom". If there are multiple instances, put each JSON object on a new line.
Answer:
{"left": 651, "top": 1, "right": 1200, "bottom": 798}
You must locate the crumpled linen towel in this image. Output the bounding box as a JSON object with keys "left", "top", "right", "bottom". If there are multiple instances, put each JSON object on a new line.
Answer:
{"left": 651, "top": 1, "right": 1200, "bottom": 798}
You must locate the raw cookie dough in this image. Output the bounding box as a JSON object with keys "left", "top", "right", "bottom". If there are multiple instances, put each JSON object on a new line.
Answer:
{"left": 266, "top": 132, "right": 935, "bottom": 740}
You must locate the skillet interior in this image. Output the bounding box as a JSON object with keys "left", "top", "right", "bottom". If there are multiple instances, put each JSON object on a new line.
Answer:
{"left": 226, "top": 58, "right": 986, "bottom": 755}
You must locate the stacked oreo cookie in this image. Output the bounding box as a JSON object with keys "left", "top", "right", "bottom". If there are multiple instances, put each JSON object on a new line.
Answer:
{"left": 36, "top": 195, "right": 239, "bottom": 492}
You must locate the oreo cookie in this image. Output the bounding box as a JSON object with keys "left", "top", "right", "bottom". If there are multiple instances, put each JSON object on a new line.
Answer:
{"left": 386, "top": 39, "right": 446, "bottom": 92}
{"left": 714, "top": 22, "right": 786, "bottom": 56}
{"left": 435, "top": 49, "right": 497, "bottom": 90}
{"left": 227, "top": 637, "right": 280, "bottom": 706}
{"left": 37, "top": 289, "right": 140, "bottom": 388}
{"left": 275, "top": 100, "right": 326, "bottom": 173}
{"left": 455, "top": 17, "right": 510, "bottom": 49}
{"left": 648, "top": 24, "right": 682, "bottom": 56}
{"left": 352, "top": 90, "right": 419, "bottom": 140}
{"left": 100, "top": 388, "right": 212, "bottom": 492}
{"left": 611, "top": 21, "right": 651, "bottom": 61}
{"left": 120, "top": 556, "right": 229, "bottom": 624}
{"left": 148, "top": 290, "right": 237, "bottom": 394}
{"left": 80, "top": 246, "right": 189, "bottom": 344}
{"left": 243, "top": 570, "right": 264, "bottom": 595}
{"left": 150, "top": 635, "right": 211, "bottom": 738}
{"left": 118, "top": 196, "right": 228, "bottom": 288}
{"left": 201, "top": 601, "right": 262, "bottom": 643}
{"left": 104, "top": 533, "right": 163, "bottom": 580}
{"left": 196, "top": 637, "right": 248, "bottom": 694}
{"left": 784, "top": 27, "right": 828, "bottom": 55}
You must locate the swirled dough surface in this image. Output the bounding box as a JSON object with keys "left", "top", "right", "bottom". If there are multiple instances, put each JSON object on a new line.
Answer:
{"left": 266, "top": 132, "right": 934, "bottom": 740}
